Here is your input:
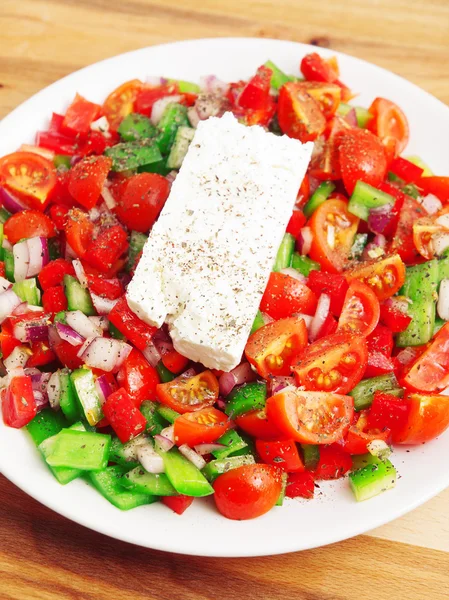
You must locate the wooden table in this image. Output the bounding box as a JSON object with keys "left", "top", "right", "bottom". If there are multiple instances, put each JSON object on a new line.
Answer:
{"left": 1, "top": 1, "right": 449, "bottom": 597}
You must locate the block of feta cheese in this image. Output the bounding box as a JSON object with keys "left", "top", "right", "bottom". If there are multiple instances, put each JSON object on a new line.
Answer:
{"left": 126, "top": 112, "right": 313, "bottom": 371}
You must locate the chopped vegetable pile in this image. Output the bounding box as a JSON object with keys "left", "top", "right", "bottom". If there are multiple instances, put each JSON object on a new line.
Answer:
{"left": 1, "top": 52, "right": 449, "bottom": 520}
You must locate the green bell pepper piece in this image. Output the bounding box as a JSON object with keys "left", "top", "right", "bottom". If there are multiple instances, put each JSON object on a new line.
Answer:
{"left": 0, "top": 207, "right": 12, "bottom": 224}
{"left": 348, "top": 181, "right": 395, "bottom": 221}
{"left": 89, "top": 465, "right": 156, "bottom": 510}
{"left": 349, "top": 458, "right": 397, "bottom": 502}
{"left": 250, "top": 310, "right": 265, "bottom": 335}
{"left": 202, "top": 454, "right": 255, "bottom": 482}
{"left": 120, "top": 467, "right": 178, "bottom": 496}
{"left": 337, "top": 103, "right": 373, "bottom": 128}
{"left": 26, "top": 408, "right": 67, "bottom": 446}
{"left": 45, "top": 429, "right": 110, "bottom": 471}
{"left": 212, "top": 429, "right": 248, "bottom": 459}
{"left": 12, "top": 278, "right": 41, "bottom": 306}
{"left": 301, "top": 444, "right": 320, "bottom": 470}
{"left": 349, "top": 373, "right": 403, "bottom": 412}
{"left": 126, "top": 230, "right": 148, "bottom": 273}
{"left": 109, "top": 321, "right": 126, "bottom": 340}
{"left": 225, "top": 382, "right": 267, "bottom": 417}
{"left": 105, "top": 140, "right": 162, "bottom": 172}
{"left": 70, "top": 368, "right": 103, "bottom": 426}
{"left": 168, "top": 79, "right": 201, "bottom": 93}
{"left": 291, "top": 252, "right": 321, "bottom": 276}
{"left": 264, "top": 60, "right": 291, "bottom": 90}
{"left": 54, "top": 155, "right": 71, "bottom": 169}
{"left": 118, "top": 113, "right": 157, "bottom": 142}
{"left": 273, "top": 233, "right": 295, "bottom": 272}
{"left": 303, "top": 181, "right": 336, "bottom": 218}
{"left": 158, "top": 447, "right": 214, "bottom": 497}
{"left": 156, "top": 404, "right": 180, "bottom": 424}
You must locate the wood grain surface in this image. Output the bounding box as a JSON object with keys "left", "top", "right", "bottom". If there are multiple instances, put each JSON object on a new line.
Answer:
{"left": 1, "top": 0, "right": 449, "bottom": 597}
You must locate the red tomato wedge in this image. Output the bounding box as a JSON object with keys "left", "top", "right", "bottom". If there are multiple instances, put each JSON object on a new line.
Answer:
{"left": 339, "top": 128, "right": 388, "bottom": 195}
{"left": 68, "top": 155, "right": 112, "bottom": 210}
{"left": 174, "top": 407, "right": 232, "bottom": 447}
{"left": 343, "top": 410, "right": 390, "bottom": 455}
{"left": 156, "top": 371, "right": 219, "bottom": 414}
{"left": 278, "top": 82, "right": 326, "bottom": 142}
{"left": 367, "top": 97, "right": 409, "bottom": 155}
{"left": 266, "top": 388, "right": 353, "bottom": 444}
{"left": 338, "top": 280, "right": 380, "bottom": 337}
{"left": 260, "top": 272, "right": 317, "bottom": 320}
{"left": 255, "top": 439, "right": 305, "bottom": 472}
{"left": 403, "top": 323, "right": 449, "bottom": 393}
{"left": 235, "top": 409, "right": 285, "bottom": 441}
{"left": 4, "top": 210, "right": 56, "bottom": 245}
{"left": 102, "top": 79, "right": 143, "bottom": 131}
{"left": 394, "top": 393, "right": 449, "bottom": 444}
{"left": 344, "top": 254, "right": 406, "bottom": 301}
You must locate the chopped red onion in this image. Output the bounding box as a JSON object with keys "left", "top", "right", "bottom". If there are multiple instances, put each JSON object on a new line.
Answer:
{"left": 13, "top": 240, "right": 30, "bottom": 282}
{"left": 344, "top": 108, "right": 358, "bottom": 127}
{"left": 90, "top": 292, "right": 118, "bottom": 315}
{"left": 0, "top": 289, "right": 22, "bottom": 323}
{"left": 368, "top": 203, "right": 393, "bottom": 234}
{"left": 219, "top": 362, "right": 257, "bottom": 397}
{"left": 297, "top": 227, "right": 313, "bottom": 256}
{"left": 0, "top": 186, "right": 28, "bottom": 213}
{"left": 48, "top": 324, "right": 62, "bottom": 350}
{"left": 151, "top": 96, "right": 183, "bottom": 125}
{"left": 194, "top": 93, "right": 226, "bottom": 120}
{"left": 373, "top": 234, "right": 387, "bottom": 248}
{"left": 261, "top": 312, "right": 274, "bottom": 325}
{"left": 79, "top": 337, "right": 132, "bottom": 372}
{"left": 145, "top": 75, "right": 165, "bottom": 86}
{"left": 433, "top": 232, "right": 449, "bottom": 256}
{"left": 95, "top": 374, "right": 115, "bottom": 404}
{"left": 66, "top": 310, "right": 102, "bottom": 339}
{"left": 28, "top": 370, "right": 51, "bottom": 396}
{"left": 199, "top": 75, "right": 229, "bottom": 95}
{"left": 396, "top": 346, "right": 419, "bottom": 366}
{"left": 26, "top": 237, "right": 49, "bottom": 277}
{"left": 178, "top": 444, "right": 206, "bottom": 469}
{"left": 154, "top": 338, "right": 173, "bottom": 357}
{"left": 437, "top": 278, "right": 449, "bottom": 320}
{"left": 34, "top": 389, "right": 48, "bottom": 411}
{"left": 12, "top": 302, "right": 31, "bottom": 316}
{"left": 89, "top": 316, "right": 109, "bottom": 331}
{"left": 142, "top": 342, "right": 162, "bottom": 367}
{"left": 421, "top": 193, "right": 442, "bottom": 215}
{"left": 55, "top": 322, "right": 85, "bottom": 346}
{"left": 166, "top": 170, "right": 178, "bottom": 184}
{"left": 72, "top": 259, "right": 88, "bottom": 288}
{"left": 121, "top": 436, "right": 147, "bottom": 461}
{"left": 194, "top": 442, "right": 226, "bottom": 455}
{"left": 137, "top": 441, "right": 165, "bottom": 474}
{"left": 309, "top": 293, "right": 331, "bottom": 342}
{"left": 179, "top": 367, "right": 196, "bottom": 379}
{"left": 101, "top": 184, "right": 116, "bottom": 210}
{"left": 13, "top": 314, "right": 49, "bottom": 343}
{"left": 65, "top": 241, "right": 77, "bottom": 261}
{"left": 0, "top": 277, "right": 12, "bottom": 293}
{"left": 90, "top": 116, "right": 110, "bottom": 136}
{"left": 270, "top": 375, "right": 296, "bottom": 395}
{"left": 154, "top": 433, "right": 175, "bottom": 452}
{"left": 308, "top": 175, "right": 321, "bottom": 196}
{"left": 216, "top": 396, "right": 226, "bottom": 410}
{"left": 4, "top": 346, "right": 29, "bottom": 371}
{"left": 47, "top": 371, "right": 61, "bottom": 410}
{"left": 280, "top": 268, "right": 306, "bottom": 282}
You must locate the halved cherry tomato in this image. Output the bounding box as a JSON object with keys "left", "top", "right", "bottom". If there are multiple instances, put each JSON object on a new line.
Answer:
{"left": 390, "top": 195, "right": 427, "bottom": 265}
{"left": 235, "top": 408, "right": 285, "bottom": 441}
{"left": 412, "top": 214, "right": 442, "bottom": 261}
{"left": 416, "top": 176, "right": 449, "bottom": 203}
{"left": 367, "top": 391, "right": 410, "bottom": 440}
{"left": 344, "top": 254, "right": 406, "bottom": 301}
{"left": 134, "top": 83, "right": 179, "bottom": 116}
{"left": 403, "top": 323, "right": 449, "bottom": 393}
{"left": 297, "top": 82, "right": 341, "bottom": 119}
{"left": 338, "top": 280, "right": 380, "bottom": 337}
{"left": 308, "top": 116, "right": 350, "bottom": 181}
{"left": 213, "top": 464, "right": 283, "bottom": 520}
{"left": 266, "top": 388, "right": 353, "bottom": 444}
{"left": 339, "top": 128, "right": 387, "bottom": 195}
{"left": 102, "top": 79, "right": 143, "bottom": 131}
{"left": 394, "top": 393, "right": 449, "bottom": 444}
{"left": 116, "top": 348, "right": 160, "bottom": 408}
{"left": 61, "top": 94, "right": 101, "bottom": 138}
{"left": 245, "top": 317, "right": 308, "bottom": 379}
{"left": 343, "top": 410, "right": 390, "bottom": 455}
{"left": 308, "top": 199, "right": 359, "bottom": 273}
{"left": 4, "top": 210, "right": 56, "bottom": 245}
{"left": 68, "top": 155, "right": 112, "bottom": 210}
{"left": 312, "top": 445, "right": 352, "bottom": 479}
{"left": 292, "top": 331, "right": 368, "bottom": 395}
{"left": 300, "top": 53, "right": 338, "bottom": 83}
{"left": 286, "top": 210, "right": 306, "bottom": 238}
{"left": 367, "top": 97, "right": 409, "bottom": 155}
{"left": 286, "top": 471, "right": 315, "bottom": 498}
{"left": 255, "top": 439, "right": 305, "bottom": 472}
{"left": 156, "top": 370, "right": 219, "bottom": 414}
{"left": 260, "top": 272, "right": 317, "bottom": 320}
{"left": 0, "top": 152, "right": 57, "bottom": 210}
{"left": 115, "top": 173, "right": 170, "bottom": 233}
{"left": 64, "top": 208, "right": 95, "bottom": 258}
{"left": 278, "top": 82, "right": 326, "bottom": 142}
{"left": 174, "top": 407, "right": 231, "bottom": 447}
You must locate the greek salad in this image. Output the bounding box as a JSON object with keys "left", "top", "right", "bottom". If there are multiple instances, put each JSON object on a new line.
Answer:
{"left": 1, "top": 52, "right": 449, "bottom": 520}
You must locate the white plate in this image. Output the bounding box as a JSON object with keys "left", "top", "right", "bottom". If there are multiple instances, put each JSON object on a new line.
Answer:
{"left": 0, "top": 38, "right": 448, "bottom": 557}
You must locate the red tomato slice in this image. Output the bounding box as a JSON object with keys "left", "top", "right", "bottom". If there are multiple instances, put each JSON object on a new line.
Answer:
{"left": 68, "top": 155, "right": 112, "bottom": 210}
{"left": 213, "top": 464, "right": 283, "bottom": 520}
{"left": 308, "top": 116, "right": 350, "bottom": 181}
{"left": 312, "top": 445, "right": 352, "bottom": 479}
{"left": 255, "top": 439, "right": 305, "bottom": 472}
{"left": 300, "top": 53, "right": 339, "bottom": 83}
{"left": 235, "top": 408, "right": 285, "bottom": 441}
{"left": 339, "top": 128, "right": 388, "bottom": 195}
{"left": 308, "top": 199, "right": 359, "bottom": 273}
{"left": 83, "top": 225, "right": 129, "bottom": 274}
{"left": 297, "top": 82, "right": 341, "bottom": 120}
{"left": 266, "top": 388, "right": 354, "bottom": 444}
{"left": 61, "top": 94, "right": 101, "bottom": 137}
{"left": 102, "top": 79, "right": 143, "bottom": 131}
{"left": 260, "top": 272, "right": 317, "bottom": 320}
{"left": 174, "top": 407, "right": 232, "bottom": 447}
{"left": 4, "top": 210, "right": 56, "bottom": 245}
{"left": 278, "top": 82, "right": 326, "bottom": 142}
{"left": 343, "top": 410, "right": 390, "bottom": 455}
{"left": 389, "top": 195, "right": 428, "bottom": 265}
{"left": 156, "top": 370, "right": 219, "bottom": 414}
{"left": 238, "top": 65, "right": 272, "bottom": 110}
{"left": 64, "top": 208, "right": 95, "bottom": 258}
{"left": 344, "top": 254, "right": 406, "bottom": 301}
{"left": 292, "top": 331, "right": 368, "bottom": 395}
{"left": 394, "top": 393, "right": 449, "bottom": 444}
{"left": 403, "top": 323, "right": 449, "bottom": 393}
{"left": 245, "top": 317, "right": 308, "bottom": 379}
{"left": 115, "top": 173, "right": 170, "bottom": 233}
{"left": 0, "top": 152, "right": 57, "bottom": 210}
{"left": 1, "top": 376, "right": 37, "bottom": 428}
{"left": 338, "top": 280, "right": 380, "bottom": 337}
{"left": 367, "top": 97, "right": 409, "bottom": 155}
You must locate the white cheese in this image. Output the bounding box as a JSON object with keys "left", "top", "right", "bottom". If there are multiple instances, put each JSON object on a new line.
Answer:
{"left": 126, "top": 112, "right": 313, "bottom": 371}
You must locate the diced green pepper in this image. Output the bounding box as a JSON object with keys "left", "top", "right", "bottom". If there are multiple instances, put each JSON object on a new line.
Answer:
{"left": 156, "top": 404, "right": 180, "bottom": 424}
{"left": 88, "top": 465, "right": 156, "bottom": 510}
{"left": 108, "top": 436, "right": 140, "bottom": 468}
{"left": 0, "top": 207, "right": 12, "bottom": 224}
{"left": 275, "top": 472, "right": 288, "bottom": 506}
{"left": 4, "top": 249, "right": 14, "bottom": 282}
{"left": 156, "top": 103, "right": 190, "bottom": 155}
{"left": 250, "top": 310, "right": 265, "bottom": 335}
{"left": 202, "top": 455, "right": 255, "bottom": 482}
{"left": 70, "top": 368, "right": 103, "bottom": 426}
{"left": 349, "top": 373, "right": 403, "bottom": 411}
{"left": 158, "top": 447, "right": 214, "bottom": 497}
{"left": 12, "top": 278, "right": 41, "bottom": 306}
{"left": 349, "top": 458, "right": 397, "bottom": 502}
{"left": 212, "top": 429, "right": 248, "bottom": 459}
{"left": 39, "top": 422, "right": 87, "bottom": 484}
{"left": 26, "top": 408, "right": 67, "bottom": 446}
{"left": 348, "top": 181, "right": 395, "bottom": 221}
{"left": 351, "top": 452, "right": 383, "bottom": 470}
{"left": 48, "top": 238, "right": 61, "bottom": 261}
{"left": 273, "top": 233, "right": 295, "bottom": 272}
{"left": 109, "top": 321, "right": 126, "bottom": 340}
{"left": 105, "top": 140, "right": 162, "bottom": 172}
{"left": 225, "top": 382, "right": 267, "bottom": 417}
{"left": 156, "top": 361, "right": 175, "bottom": 383}
{"left": 58, "top": 369, "right": 80, "bottom": 423}
{"left": 350, "top": 233, "right": 369, "bottom": 260}
{"left": 401, "top": 183, "right": 420, "bottom": 199}
{"left": 168, "top": 79, "right": 201, "bottom": 93}
{"left": 166, "top": 126, "right": 195, "bottom": 170}
{"left": 120, "top": 466, "right": 178, "bottom": 496}
{"left": 140, "top": 401, "right": 166, "bottom": 435}
{"left": 45, "top": 429, "right": 110, "bottom": 471}
{"left": 64, "top": 275, "right": 95, "bottom": 315}
{"left": 126, "top": 230, "right": 148, "bottom": 273}
{"left": 303, "top": 181, "right": 336, "bottom": 218}
{"left": 118, "top": 113, "right": 157, "bottom": 142}
{"left": 434, "top": 317, "right": 446, "bottom": 336}
{"left": 438, "top": 257, "right": 449, "bottom": 285}
{"left": 264, "top": 60, "right": 291, "bottom": 90}
{"left": 301, "top": 444, "right": 320, "bottom": 470}
{"left": 138, "top": 158, "right": 171, "bottom": 176}
{"left": 337, "top": 104, "right": 373, "bottom": 128}
{"left": 291, "top": 252, "right": 321, "bottom": 276}
{"left": 54, "top": 155, "right": 72, "bottom": 169}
